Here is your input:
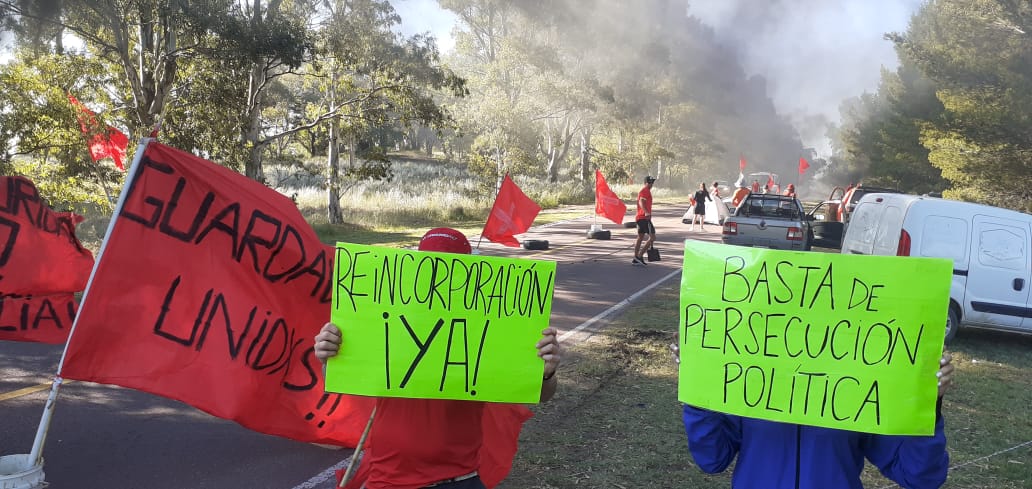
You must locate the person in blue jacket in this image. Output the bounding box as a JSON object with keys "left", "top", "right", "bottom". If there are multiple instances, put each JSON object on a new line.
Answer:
{"left": 674, "top": 342, "right": 954, "bottom": 489}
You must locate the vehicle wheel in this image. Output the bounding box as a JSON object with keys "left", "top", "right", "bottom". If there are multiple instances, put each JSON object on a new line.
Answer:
{"left": 587, "top": 229, "right": 611, "bottom": 240}
{"left": 522, "top": 239, "right": 549, "bottom": 250}
{"left": 945, "top": 303, "right": 960, "bottom": 344}
{"left": 623, "top": 221, "right": 638, "bottom": 228}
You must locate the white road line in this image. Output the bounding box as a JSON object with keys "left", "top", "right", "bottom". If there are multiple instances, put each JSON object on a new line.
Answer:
{"left": 292, "top": 265, "right": 682, "bottom": 489}
{"left": 558, "top": 268, "right": 681, "bottom": 343}
{"left": 290, "top": 456, "right": 353, "bottom": 489}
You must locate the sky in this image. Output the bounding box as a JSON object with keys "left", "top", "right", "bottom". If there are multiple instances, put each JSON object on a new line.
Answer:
{"left": 388, "top": 0, "right": 926, "bottom": 157}
{"left": 389, "top": 0, "right": 459, "bottom": 52}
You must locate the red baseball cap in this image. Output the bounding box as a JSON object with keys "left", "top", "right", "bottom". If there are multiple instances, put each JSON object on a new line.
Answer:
{"left": 418, "top": 227, "right": 472, "bottom": 254}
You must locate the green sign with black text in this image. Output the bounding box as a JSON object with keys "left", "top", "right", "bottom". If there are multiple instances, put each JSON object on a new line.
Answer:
{"left": 678, "top": 240, "right": 950, "bottom": 435}
{"left": 326, "top": 243, "right": 556, "bottom": 403}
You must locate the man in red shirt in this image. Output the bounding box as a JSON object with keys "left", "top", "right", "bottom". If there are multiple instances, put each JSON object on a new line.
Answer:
{"left": 314, "top": 227, "right": 561, "bottom": 489}
{"left": 632, "top": 175, "right": 657, "bottom": 266}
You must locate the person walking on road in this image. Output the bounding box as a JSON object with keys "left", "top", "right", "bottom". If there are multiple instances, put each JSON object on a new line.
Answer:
{"left": 632, "top": 176, "right": 657, "bottom": 266}
{"left": 689, "top": 182, "right": 712, "bottom": 231}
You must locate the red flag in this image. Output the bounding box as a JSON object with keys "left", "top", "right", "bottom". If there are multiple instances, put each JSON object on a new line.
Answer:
{"left": 0, "top": 176, "right": 94, "bottom": 344}
{"left": 68, "top": 93, "right": 130, "bottom": 171}
{"left": 482, "top": 175, "right": 541, "bottom": 247}
{"left": 739, "top": 156, "right": 747, "bottom": 172}
{"left": 60, "top": 142, "right": 376, "bottom": 446}
{"left": 340, "top": 404, "right": 533, "bottom": 489}
{"left": 799, "top": 157, "right": 811, "bottom": 174}
{"left": 594, "top": 170, "right": 626, "bottom": 225}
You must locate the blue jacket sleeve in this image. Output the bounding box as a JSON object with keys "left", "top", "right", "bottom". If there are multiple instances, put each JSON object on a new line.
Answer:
{"left": 865, "top": 403, "right": 949, "bottom": 489}
{"left": 682, "top": 404, "right": 742, "bottom": 474}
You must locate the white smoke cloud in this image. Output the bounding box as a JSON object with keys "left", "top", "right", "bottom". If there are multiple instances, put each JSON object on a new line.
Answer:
{"left": 688, "top": 0, "right": 925, "bottom": 155}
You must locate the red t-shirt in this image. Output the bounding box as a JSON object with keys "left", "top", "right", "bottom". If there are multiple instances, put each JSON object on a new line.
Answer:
{"left": 364, "top": 398, "right": 485, "bottom": 489}
{"left": 635, "top": 186, "right": 652, "bottom": 220}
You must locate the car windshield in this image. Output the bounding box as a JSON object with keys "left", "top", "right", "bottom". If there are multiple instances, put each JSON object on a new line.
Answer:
{"left": 739, "top": 196, "right": 801, "bottom": 219}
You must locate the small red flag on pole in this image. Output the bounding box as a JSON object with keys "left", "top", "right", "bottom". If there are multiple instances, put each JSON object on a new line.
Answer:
{"left": 739, "top": 156, "right": 747, "bottom": 172}
{"left": 799, "top": 157, "right": 811, "bottom": 175}
{"left": 481, "top": 174, "right": 541, "bottom": 247}
{"left": 68, "top": 93, "right": 129, "bottom": 171}
{"left": 594, "top": 170, "right": 626, "bottom": 225}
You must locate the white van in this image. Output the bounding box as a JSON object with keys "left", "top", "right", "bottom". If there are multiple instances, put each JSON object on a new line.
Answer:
{"left": 841, "top": 193, "right": 1032, "bottom": 342}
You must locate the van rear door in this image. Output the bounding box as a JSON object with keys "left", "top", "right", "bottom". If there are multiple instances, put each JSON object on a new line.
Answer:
{"left": 965, "top": 216, "right": 1032, "bottom": 330}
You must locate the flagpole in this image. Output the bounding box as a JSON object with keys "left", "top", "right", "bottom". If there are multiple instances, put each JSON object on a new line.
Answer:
{"left": 25, "top": 137, "right": 154, "bottom": 470}
{"left": 477, "top": 172, "right": 506, "bottom": 250}
{"left": 338, "top": 405, "right": 377, "bottom": 488}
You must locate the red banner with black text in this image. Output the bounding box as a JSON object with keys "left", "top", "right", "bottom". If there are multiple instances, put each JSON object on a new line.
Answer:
{"left": 60, "top": 142, "right": 375, "bottom": 446}
{"left": 0, "top": 176, "right": 94, "bottom": 344}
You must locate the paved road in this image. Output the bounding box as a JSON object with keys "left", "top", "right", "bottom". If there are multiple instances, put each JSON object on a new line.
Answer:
{"left": 0, "top": 204, "right": 718, "bottom": 489}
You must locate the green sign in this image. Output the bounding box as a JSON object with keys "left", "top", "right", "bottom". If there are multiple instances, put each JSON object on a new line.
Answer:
{"left": 678, "top": 240, "right": 950, "bottom": 435}
{"left": 326, "top": 243, "right": 556, "bottom": 403}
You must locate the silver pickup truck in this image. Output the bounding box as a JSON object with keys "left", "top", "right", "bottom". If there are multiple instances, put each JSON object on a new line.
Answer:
{"left": 721, "top": 193, "right": 811, "bottom": 251}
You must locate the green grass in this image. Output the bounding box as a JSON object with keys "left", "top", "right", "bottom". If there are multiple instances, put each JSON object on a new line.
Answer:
{"left": 503, "top": 283, "right": 1032, "bottom": 489}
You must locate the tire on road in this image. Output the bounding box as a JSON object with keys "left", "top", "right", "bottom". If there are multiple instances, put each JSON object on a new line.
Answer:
{"left": 522, "top": 239, "right": 549, "bottom": 250}
{"left": 587, "top": 229, "right": 611, "bottom": 240}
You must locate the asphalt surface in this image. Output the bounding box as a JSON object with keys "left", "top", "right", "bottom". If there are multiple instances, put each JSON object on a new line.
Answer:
{"left": 0, "top": 204, "right": 720, "bottom": 489}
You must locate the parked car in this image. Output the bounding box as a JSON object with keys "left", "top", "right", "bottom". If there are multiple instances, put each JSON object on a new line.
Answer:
{"left": 805, "top": 199, "right": 845, "bottom": 249}
{"left": 721, "top": 193, "right": 811, "bottom": 251}
{"left": 838, "top": 184, "right": 900, "bottom": 222}
{"left": 841, "top": 193, "right": 1032, "bottom": 342}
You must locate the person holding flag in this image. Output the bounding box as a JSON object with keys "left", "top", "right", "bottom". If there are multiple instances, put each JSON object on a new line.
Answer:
{"left": 313, "top": 227, "right": 561, "bottom": 489}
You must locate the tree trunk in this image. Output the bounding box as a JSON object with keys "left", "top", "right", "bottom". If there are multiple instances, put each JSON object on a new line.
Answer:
{"left": 244, "top": 61, "right": 266, "bottom": 182}
{"left": 546, "top": 148, "right": 559, "bottom": 183}
{"left": 495, "top": 146, "right": 505, "bottom": 190}
{"left": 579, "top": 130, "right": 591, "bottom": 181}
{"left": 327, "top": 119, "right": 343, "bottom": 224}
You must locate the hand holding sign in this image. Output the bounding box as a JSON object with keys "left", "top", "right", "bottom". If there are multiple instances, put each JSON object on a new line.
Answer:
{"left": 326, "top": 242, "right": 558, "bottom": 403}
{"left": 937, "top": 352, "right": 954, "bottom": 397}
{"left": 317, "top": 322, "right": 561, "bottom": 402}
{"left": 678, "top": 240, "right": 952, "bottom": 436}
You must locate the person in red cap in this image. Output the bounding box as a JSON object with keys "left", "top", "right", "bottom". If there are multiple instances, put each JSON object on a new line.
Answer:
{"left": 313, "top": 227, "right": 561, "bottom": 489}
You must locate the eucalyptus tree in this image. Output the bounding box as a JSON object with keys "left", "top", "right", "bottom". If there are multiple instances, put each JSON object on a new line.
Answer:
{"left": 0, "top": 0, "right": 238, "bottom": 136}
{"left": 833, "top": 64, "right": 946, "bottom": 194}
{"left": 889, "top": 0, "right": 1032, "bottom": 209}
{"left": 0, "top": 52, "right": 121, "bottom": 207}
{"left": 441, "top": 0, "right": 543, "bottom": 187}
{"left": 305, "top": 0, "right": 465, "bottom": 223}
{"left": 0, "top": 0, "right": 315, "bottom": 183}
